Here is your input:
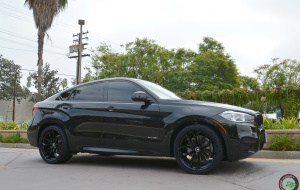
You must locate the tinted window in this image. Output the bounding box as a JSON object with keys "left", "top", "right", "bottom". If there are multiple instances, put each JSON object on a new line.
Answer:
{"left": 69, "top": 82, "right": 103, "bottom": 102}
{"left": 108, "top": 81, "right": 141, "bottom": 102}
{"left": 60, "top": 89, "right": 74, "bottom": 101}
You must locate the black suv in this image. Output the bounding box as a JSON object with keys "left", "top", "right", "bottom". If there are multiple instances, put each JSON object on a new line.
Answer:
{"left": 27, "top": 78, "right": 266, "bottom": 174}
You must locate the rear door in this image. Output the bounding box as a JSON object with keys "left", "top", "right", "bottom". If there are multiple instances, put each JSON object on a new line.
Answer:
{"left": 58, "top": 82, "right": 105, "bottom": 149}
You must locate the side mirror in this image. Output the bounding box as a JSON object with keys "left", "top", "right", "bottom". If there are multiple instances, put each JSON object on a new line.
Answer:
{"left": 132, "top": 91, "right": 147, "bottom": 102}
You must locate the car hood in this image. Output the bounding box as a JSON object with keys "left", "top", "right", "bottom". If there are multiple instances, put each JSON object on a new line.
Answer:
{"left": 167, "top": 99, "right": 259, "bottom": 116}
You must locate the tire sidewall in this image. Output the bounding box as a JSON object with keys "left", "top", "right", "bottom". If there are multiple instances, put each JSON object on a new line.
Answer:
{"left": 174, "top": 124, "right": 223, "bottom": 174}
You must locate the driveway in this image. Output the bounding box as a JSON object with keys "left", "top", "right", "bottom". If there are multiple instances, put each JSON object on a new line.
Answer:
{"left": 0, "top": 148, "right": 299, "bottom": 190}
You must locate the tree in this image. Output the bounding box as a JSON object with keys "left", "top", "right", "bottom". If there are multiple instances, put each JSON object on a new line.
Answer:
{"left": 25, "top": 0, "right": 68, "bottom": 102}
{"left": 240, "top": 76, "right": 260, "bottom": 90}
{"left": 89, "top": 38, "right": 192, "bottom": 91}
{"left": 27, "top": 63, "right": 67, "bottom": 101}
{"left": 187, "top": 37, "right": 240, "bottom": 91}
{"left": 198, "top": 37, "right": 225, "bottom": 54}
{"left": 88, "top": 37, "right": 241, "bottom": 92}
{"left": 0, "top": 55, "right": 30, "bottom": 121}
{"left": 254, "top": 58, "right": 300, "bottom": 88}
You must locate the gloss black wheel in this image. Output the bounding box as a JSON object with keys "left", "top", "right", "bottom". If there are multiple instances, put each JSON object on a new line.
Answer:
{"left": 174, "top": 124, "right": 223, "bottom": 174}
{"left": 39, "top": 126, "right": 72, "bottom": 164}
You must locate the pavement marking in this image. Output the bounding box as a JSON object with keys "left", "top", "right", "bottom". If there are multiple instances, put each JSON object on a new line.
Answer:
{"left": 0, "top": 166, "right": 15, "bottom": 170}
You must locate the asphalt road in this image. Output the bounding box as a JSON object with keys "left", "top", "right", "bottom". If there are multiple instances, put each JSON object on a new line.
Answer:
{"left": 0, "top": 148, "right": 299, "bottom": 190}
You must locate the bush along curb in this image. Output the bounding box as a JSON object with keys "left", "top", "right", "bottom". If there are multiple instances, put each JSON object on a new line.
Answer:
{"left": 0, "top": 143, "right": 36, "bottom": 149}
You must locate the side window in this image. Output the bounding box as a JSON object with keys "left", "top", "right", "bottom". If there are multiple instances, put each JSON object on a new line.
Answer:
{"left": 59, "top": 89, "right": 73, "bottom": 101}
{"left": 69, "top": 82, "right": 103, "bottom": 102}
{"left": 108, "top": 81, "right": 142, "bottom": 102}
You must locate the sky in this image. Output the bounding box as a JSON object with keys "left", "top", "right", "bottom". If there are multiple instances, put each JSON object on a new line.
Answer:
{"left": 0, "top": 0, "right": 300, "bottom": 91}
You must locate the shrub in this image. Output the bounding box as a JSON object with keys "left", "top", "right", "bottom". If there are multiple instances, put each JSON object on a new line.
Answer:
{"left": 263, "top": 117, "right": 300, "bottom": 129}
{"left": 0, "top": 121, "right": 18, "bottom": 130}
{"left": 19, "top": 121, "right": 30, "bottom": 130}
{"left": 0, "top": 133, "right": 29, "bottom": 144}
{"left": 268, "top": 134, "right": 300, "bottom": 151}
{"left": 0, "top": 121, "right": 30, "bottom": 130}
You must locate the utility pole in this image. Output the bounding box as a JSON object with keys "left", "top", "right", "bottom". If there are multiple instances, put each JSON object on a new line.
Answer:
{"left": 68, "top": 20, "right": 90, "bottom": 85}
{"left": 12, "top": 71, "right": 17, "bottom": 122}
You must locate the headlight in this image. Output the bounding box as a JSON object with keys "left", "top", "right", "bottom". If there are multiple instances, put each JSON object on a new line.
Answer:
{"left": 219, "top": 111, "right": 254, "bottom": 122}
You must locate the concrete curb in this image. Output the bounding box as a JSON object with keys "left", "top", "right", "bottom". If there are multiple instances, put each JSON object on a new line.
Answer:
{"left": 0, "top": 143, "right": 37, "bottom": 149}
{"left": 250, "top": 150, "right": 300, "bottom": 159}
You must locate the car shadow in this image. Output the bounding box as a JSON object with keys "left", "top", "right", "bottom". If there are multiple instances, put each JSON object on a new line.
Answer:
{"left": 66, "top": 154, "right": 260, "bottom": 175}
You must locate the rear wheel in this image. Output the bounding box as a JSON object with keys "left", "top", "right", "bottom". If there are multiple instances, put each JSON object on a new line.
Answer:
{"left": 174, "top": 124, "right": 223, "bottom": 174}
{"left": 39, "top": 125, "right": 72, "bottom": 164}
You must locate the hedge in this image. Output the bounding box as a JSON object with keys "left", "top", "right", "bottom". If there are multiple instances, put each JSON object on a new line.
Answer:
{"left": 176, "top": 85, "right": 300, "bottom": 118}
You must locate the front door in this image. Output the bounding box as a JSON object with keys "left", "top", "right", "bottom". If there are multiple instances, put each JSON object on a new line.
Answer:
{"left": 99, "top": 80, "right": 161, "bottom": 154}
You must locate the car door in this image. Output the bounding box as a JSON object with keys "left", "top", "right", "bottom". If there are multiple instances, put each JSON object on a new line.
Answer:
{"left": 99, "top": 80, "right": 161, "bottom": 154}
{"left": 57, "top": 82, "right": 106, "bottom": 149}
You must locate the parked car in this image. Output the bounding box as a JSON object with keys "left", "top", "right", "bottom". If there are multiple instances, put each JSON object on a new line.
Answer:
{"left": 27, "top": 78, "right": 266, "bottom": 174}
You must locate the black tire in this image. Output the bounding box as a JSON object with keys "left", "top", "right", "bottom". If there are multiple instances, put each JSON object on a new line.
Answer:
{"left": 174, "top": 124, "right": 223, "bottom": 174}
{"left": 39, "top": 125, "right": 72, "bottom": 164}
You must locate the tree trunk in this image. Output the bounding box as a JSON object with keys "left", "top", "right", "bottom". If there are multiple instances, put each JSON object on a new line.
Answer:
{"left": 37, "top": 29, "right": 45, "bottom": 102}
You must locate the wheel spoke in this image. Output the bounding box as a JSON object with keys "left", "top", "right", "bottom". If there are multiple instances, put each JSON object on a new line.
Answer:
{"left": 185, "top": 134, "right": 191, "bottom": 143}
{"left": 190, "top": 131, "right": 198, "bottom": 144}
{"left": 201, "top": 140, "right": 212, "bottom": 149}
{"left": 197, "top": 153, "right": 201, "bottom": 166}
{"left": 189, "top": 154, "right": 195, "bottom": 167}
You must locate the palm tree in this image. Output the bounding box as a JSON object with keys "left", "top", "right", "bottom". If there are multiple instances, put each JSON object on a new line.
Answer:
{"left": 25, "top": 0, "right": 68, "bottom": 102}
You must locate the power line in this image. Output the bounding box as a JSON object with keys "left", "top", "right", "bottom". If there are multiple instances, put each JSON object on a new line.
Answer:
{"left": 0, "top": 29, "right": 67, "bottom": 51}
{"left": 20, "top": 68, "right": 75, "bottom": 77}
{"left": 0, "top": 2, "right": 123, "bottom": 52}
{"left": 0, "top": 37, "right": 66, "bottom": 55}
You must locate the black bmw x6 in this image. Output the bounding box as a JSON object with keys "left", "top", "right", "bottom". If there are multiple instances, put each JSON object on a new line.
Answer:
{"left": 27, "top": 77, "right": 266, "bottom": 174}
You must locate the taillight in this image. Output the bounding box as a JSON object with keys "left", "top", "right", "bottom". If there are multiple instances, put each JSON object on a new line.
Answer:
{"left": 32, "top": 106, "right": 39, "bottom": 116}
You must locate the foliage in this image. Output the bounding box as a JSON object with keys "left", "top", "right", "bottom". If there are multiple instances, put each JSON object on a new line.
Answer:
{"left": 0, "top": 55, "right": 30, "bottom": 102}
{"left": 268, "top": 134, "right": 300, "bottom": 151}
{"left": 263, "top": 117, "right": 300, "bottom": 129}
{"left": 0, "top": 121, "right": 30, "bottom": 130}
{"left": 177, "top": 85, "right": 300, "bottom": 118}
{"left": 27, "top": 63, "right": 68, "bottom": 101}
{"left": 88, "top": 37, "right": 240, "bottom": 92}
{"left": 240, "top": 75, "right": 260, "bottom": 90}
{"left": 187, "top": 50, "right": 241, "bottom": 91}
{"left": 19, "top": 121, "right": 30, "bottom": 130}
{"left": 254, "top": 58, "right": 300, "bottom": 88}
{"left": 0, "top": 133, "right": 29, "bottom": 144}
{"left": 0, "top": 121, "right": 18, "bottom": 130}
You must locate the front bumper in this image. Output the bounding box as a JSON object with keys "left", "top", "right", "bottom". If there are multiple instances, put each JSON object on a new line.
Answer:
{"left": 227, "top": 127, "right": 267, "bottom": 161}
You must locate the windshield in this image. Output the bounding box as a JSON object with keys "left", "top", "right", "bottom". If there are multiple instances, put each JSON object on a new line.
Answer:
{"left": 137, "top": 80, "right": 181, "bottom": 100}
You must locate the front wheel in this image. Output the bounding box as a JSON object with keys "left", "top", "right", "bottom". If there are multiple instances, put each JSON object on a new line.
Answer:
{"left": 39, "top": 125, "right": 72, "bottom": 164}
{"left": 174, "top": 124, "right": 223, "bottom": 174}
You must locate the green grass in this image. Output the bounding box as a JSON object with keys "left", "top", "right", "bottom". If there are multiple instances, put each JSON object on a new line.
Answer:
{"left": 0, "top": 133, "right": 29, "bottom": 144}
{"left": 268, "top": 134, "right": 300, "bottom": 151}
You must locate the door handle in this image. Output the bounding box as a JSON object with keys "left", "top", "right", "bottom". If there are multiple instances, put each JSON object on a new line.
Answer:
{"left": 107, "top": 106, "right": 115, "bottom": 112}
{"left": 62, "top": 105, "right": 72, "bottom": 110}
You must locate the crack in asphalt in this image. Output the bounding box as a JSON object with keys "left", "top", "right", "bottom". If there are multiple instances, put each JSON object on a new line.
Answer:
{"left": 5, "top": 153, "right": 22, "bottom": 166}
